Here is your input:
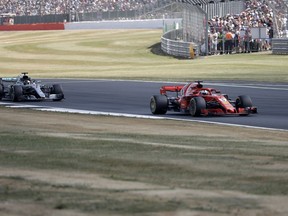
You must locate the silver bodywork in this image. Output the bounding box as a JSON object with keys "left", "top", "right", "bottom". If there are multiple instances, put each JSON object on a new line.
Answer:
{"left": 0, "top": 73, "right": 64, "bottom": 102}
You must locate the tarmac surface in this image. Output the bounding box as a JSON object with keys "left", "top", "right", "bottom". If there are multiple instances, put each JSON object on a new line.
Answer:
{"left": 1, "top": 79, "right": 288, "bottom": 131}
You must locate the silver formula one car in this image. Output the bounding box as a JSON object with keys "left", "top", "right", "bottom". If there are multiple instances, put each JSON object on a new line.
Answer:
{"left": 0, "top": 72, "right": 64, "bottom": 102}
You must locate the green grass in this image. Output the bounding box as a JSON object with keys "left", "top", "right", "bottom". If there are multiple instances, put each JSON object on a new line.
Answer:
{"left": 0, "top": 30, "right": 287, "bottom": 82}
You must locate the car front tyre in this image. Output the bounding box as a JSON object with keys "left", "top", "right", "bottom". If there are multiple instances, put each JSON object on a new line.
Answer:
{"left": 236, "top": 95, "right": 253, "bottom": 116}
{"left": 0, "top": 84, "right": 4, "bottom": 100}
{"left": 189, "top": 97, "right": 206, "bottom": 117}
{"left": 52, "top": 84, "right": 64, "bottom": 101}
{"left": 236, "top": 95, "right": 253, "bottom": 108}
{"left": 11, "top": 85, "right": 23, "bottom": 102}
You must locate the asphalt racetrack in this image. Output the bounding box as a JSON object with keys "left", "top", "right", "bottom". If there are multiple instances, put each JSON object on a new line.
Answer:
{"left": 2, "top": 79, "right": 288, "bottom": 131}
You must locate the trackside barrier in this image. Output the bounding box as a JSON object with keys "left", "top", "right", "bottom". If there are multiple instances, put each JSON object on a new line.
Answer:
{"left": 64, "top": 19, "right": 174, "bottom": 30}
{"left": 272, "top": 38, "right": 288, "bottom": 55}
{"left": 0, "top": 23, "right": 64, "bottom": 31}
{"left": 161, "top": 28, "right": 199, "bottom": 59}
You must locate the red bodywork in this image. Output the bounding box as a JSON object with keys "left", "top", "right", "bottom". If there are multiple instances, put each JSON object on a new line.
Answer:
{"left": 159, "top": 81, "right": 257, "bottom": 116}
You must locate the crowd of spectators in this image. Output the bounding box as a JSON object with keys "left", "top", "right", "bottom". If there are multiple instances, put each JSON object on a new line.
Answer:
{"left": 207, "top": 0, "right": 287, "bottom": 54}
{"left": 0, "top": 0, "right": 158, "bottom": 16}
{"left": 0, "top": 0, "right": 287, "bottom": 53}
{"left": 69, "top": 0, "right": 159, "bottom": 14}
{"left": 207, "top": 0, "right": 275, "bottom": 54}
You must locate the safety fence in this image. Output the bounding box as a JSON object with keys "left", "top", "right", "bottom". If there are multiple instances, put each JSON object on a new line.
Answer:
{"left": 0, "top": 19, "right": 174, "bottom": 31}
{"left": 161, "top": 29, "right": 199, "bottom": 58}
{"left": 161, "top": 1, "right": 246, "bottom": 57}
{"left": 202, "top": 1, "right": 245, "bottom": 19}
{"left": 1, "top": 0, "right": 244, "bottom": 25}
{"left": 0, "top": 0, "right": 175, "bottom": 25}
{"left": 272, "top": 38, "right": 288, "bottom": 54}
{"left": 1, "top": 14, "right": 68, "bottom": 25}
{"left": 182, "top": 4, "right": 206, "bottom": 48}
{"left": 264, "top": 0, "right": 288, "bottom": 38}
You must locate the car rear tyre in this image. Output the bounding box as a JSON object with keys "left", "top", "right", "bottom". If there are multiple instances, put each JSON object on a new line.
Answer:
{"left": 52, "top": 84, "right": 64, "bottom": 101}
{"left": 189, "top": 97, "right": 206, "bottom": 117}
{"left": 11, "top": 85, "right": 23, "bottom": 102}
{"left": 150, "top": 95, "right": 168, "bottom": 114}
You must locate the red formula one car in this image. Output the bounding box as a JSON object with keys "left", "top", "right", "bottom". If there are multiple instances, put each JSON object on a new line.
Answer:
{"left": 150, "top": 81, "right": 257, "bottom": 116}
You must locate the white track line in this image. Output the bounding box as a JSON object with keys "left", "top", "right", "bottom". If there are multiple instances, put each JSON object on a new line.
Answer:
{"left": 1, "top": 103, "right": 283, "bottom": 132}
{"left": 36, "top": 107, "right": 288, "bottom": 132}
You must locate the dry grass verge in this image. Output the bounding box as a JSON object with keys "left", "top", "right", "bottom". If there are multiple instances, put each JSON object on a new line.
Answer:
{"left": 0, "top": 107, "right": 288, "bottom": 216}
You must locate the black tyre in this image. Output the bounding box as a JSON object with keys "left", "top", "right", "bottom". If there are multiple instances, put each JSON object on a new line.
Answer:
{"left": 189, "top": 97, "right": 206, "bottom": 117}
{"left": 0, "top": 84, "right": 4, "bottom": 100}
{"left": 236, "top": 95, "right": 253, "bottom": 108}
{"left": 51, "top": 84, "right": 64, "bottom": 101}
{"left": 11, "top": 85, "right": 23, "bottom": 102}
{"left": 150, "top": 95, "right": 168, "bottom": 114}
{"left": 236, "top": 95, "right": 253, "bottom": 116}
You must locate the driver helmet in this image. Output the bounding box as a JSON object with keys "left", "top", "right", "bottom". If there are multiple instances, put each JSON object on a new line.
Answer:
{"left": 24, "top": 80, "right": 30, "bottom": 85}
{"left": 200, "top": 90, "right": 209, "bottom": 95}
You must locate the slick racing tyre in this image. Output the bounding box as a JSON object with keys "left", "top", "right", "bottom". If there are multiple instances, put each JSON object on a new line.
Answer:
{"left": 189, "top": 97, "right": 206, "bottom": 117}
{"left": 236, "top": 95, "right": 253, "bottom": 116}
{"left": 0, "top": 84, "right": 3, "bottom": 100}
{"left": 236, "top": 95, "right": 253, "bottom": 108}
{"left": 150, "top": 95, "right": 168, "bottom": 114}
{"left": 51, "top": 84, "right": 64, "bottom": 101}
{"left": 11, "top": 85, "right": 23, "bottom": 102}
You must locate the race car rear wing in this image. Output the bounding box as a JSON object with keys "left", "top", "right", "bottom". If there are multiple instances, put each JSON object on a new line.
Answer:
{"left": 1, "top": 77, "right": 17, "bottom": 82}
{"left": 160, "top": 85, "right": 184, "bottom": 95}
